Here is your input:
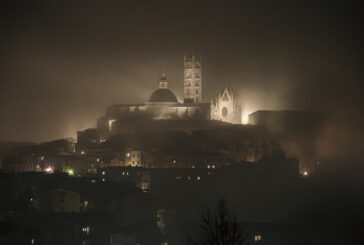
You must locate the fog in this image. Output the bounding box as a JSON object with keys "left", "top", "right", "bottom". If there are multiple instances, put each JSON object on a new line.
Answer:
{"left": 1, "top": 1, "right": 363, "bottom": 164}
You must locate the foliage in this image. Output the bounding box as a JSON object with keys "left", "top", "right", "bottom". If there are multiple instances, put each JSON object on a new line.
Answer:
{"left": 188, "top": 198, "right": 249, "bottom": 245}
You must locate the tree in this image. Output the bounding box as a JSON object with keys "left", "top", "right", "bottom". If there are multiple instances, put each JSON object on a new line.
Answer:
{"left": 188, "top": 198, "right": 249, "bottom": 245}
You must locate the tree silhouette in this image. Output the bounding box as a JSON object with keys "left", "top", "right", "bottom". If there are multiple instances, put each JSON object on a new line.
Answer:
{"left": 188, "top": 198, "right": 249, "bottom": 245}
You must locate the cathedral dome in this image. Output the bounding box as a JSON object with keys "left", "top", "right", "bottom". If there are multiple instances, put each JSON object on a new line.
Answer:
{"left": 148, "top": 88, "right": 178, "bottom": 103}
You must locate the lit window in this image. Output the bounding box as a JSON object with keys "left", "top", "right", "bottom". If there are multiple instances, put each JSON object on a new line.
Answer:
{"left": 91, "top": 179, "right": 96, "bottom": 183}
{"left": 96, "top": 158, "right": 100, "bottom": 162}
{"left": 81, "top": 150, "right": 85, "bottom": 155}
{"left": 207, "top": 165, "right": 210, "bottom": 169}
{"left": 126, "top": 172, "right": 129, "bottom": 176}
{"left": 84, "top": 201, "right": 88, "bottom": 207}
{"left": 102, "top": 178, "right": 105, "bottom": 182}
{"left": 82, "top": 226, "right": 90, "bottom": 235}
{"left": 197, "top": 176, "right": 200, "bottom": 180}
{"left": 192, "top": 165, "right": 195, "bottom": 169}
{"left": 212, "top": 165, "right": 215, "bottom": 169}
{"left": 102, "top": 171, "right": 105, "bottom": 176}
{"left": 188, "top": 176, "right": 191, "bottom": 180}
{"left": 122, "top": 171, "right": 125, "bottom": 176}
{"left": 254, "top": 235, "right": 262, "bottom": 241}
{"left": 126, "top": 153, "right": 130, "bottom": 157}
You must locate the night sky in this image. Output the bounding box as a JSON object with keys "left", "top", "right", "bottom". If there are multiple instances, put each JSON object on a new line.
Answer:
{"left": 1, "top": 0, "right": 363, "bottom": 158}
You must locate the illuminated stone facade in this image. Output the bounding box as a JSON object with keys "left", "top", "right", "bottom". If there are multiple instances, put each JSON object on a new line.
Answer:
{"left": 184, "top": 51, "right": 202, "bottom": 103}
{"left": 95, "top": 53, "right": 242, "bottom": 137}
{"left": 211, "top": 87, "right": 242, "bottom": 124}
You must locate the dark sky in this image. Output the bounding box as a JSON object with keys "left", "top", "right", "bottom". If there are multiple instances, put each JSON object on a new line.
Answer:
{"left": 0, "top": 0, "right": 363, "bottom": 143}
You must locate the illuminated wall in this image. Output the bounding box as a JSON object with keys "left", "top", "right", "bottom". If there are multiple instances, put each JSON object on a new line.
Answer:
{"left": 184, "top": 51, "right": 202, "bottom": 103}
{"left": 211, "top": 87, "right": 242, "bottom": 124}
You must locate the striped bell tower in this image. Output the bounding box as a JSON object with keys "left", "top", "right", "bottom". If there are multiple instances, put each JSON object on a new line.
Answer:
{"left": 183, "top": 51, "right": 202, "bottom": 103}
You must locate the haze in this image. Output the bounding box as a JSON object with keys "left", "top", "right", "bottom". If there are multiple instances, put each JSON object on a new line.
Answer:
{"left": 1, "top": 0, "right": 362, "bottom": 147}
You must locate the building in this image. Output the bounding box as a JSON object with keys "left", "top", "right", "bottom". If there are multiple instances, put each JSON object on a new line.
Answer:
{"left": 248, "top": 110, "right": 323, "bottom": 173}
{"left": 184, "top": 51, "right": 202, "bottom": 103}
{"left": 39, "top": 188, "right": 81, "bottom": 213}
{"left": 211, "top": 87, "right": 242, "bottom": 124}
{"left": 96, "top": 72, "right": 211, "bottom": 137}
{"left": 92, "top": 52, "right": 241, "bottom": 141}
{"left": 248, "top": 110, "right": 321, "bottom": 135}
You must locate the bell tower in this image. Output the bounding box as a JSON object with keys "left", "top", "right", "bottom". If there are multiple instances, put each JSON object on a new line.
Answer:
{"left": 183, "top": 51, "right": 202, "bottom": 103}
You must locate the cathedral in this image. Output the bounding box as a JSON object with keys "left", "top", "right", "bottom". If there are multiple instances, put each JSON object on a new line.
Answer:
{"left": 96, "top": 51, "right": 241, "bottom": 136}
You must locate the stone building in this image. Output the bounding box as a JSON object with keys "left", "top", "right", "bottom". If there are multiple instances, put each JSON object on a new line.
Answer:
{"left": 183, "top": 51, "right": 202, "bottom": 103}
{"left": 210, "top": 87, "right": 242, "bottom": 124}
{"left": 93, "top": 52, "right": 241, "bottom": 139}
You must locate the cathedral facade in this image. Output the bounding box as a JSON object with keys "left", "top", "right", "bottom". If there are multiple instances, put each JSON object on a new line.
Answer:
{"left": 96, "top": 52, "right": 242, "bottom": 136}
{"left": 210, "top": 87, "right": 242, "bottom": 124}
